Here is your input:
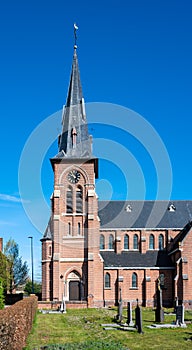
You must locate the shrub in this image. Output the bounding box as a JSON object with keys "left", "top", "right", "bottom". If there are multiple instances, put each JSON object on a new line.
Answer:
{"left": 0, "top": 295, "right": 38, "bottom": 350}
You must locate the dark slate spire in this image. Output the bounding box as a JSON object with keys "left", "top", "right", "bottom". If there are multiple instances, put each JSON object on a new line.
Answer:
{"left": 57, "top": 46, "right": 92, "bottom": 158}
{"left": 41, "top": 219, "right": 53, "bottom": 241}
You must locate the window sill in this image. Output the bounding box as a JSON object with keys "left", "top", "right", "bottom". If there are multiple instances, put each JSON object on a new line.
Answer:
{"left": 104, "top": 287, "right": 111, "bottom": 290}
{"left": 62, "top": 213, "right": 85, "bottom": 216}
{"left": 99, "top": 249, "right": 114, "bottom": 251}
{"left": 129, "top": 287, "right": 138, "bottom": 290}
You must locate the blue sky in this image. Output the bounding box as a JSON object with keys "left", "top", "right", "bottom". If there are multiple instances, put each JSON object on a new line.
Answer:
{"left": 0, "top": 0, "right": 192, "bottom": 281}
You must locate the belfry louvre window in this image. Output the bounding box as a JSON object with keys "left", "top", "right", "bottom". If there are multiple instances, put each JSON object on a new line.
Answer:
{"left": 66, "top": 186, "right": 73, "bottom": 213}
{"left": 76, "top": 186, "right": 83, "bottom": 213}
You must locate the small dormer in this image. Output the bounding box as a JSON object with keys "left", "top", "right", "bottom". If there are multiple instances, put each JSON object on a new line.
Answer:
{"left": 125, "top": 204, "right": 132, "bottom": 213}
{"left": 168, "top": 204, "right": 176, "bottom": 212}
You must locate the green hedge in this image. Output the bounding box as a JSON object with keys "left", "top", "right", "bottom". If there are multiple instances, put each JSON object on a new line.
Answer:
{"left": 0, "top": 295, "right": 38, "bottom": 350}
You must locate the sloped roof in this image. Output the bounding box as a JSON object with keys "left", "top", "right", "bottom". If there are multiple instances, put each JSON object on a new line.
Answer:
{"left": 98, "top": 200, "right": 192, "bottom": 230}
{"left": 168, "top": 221, "right": 192, "bottom": 253}
{"left": 100, "top": 250, "right": 174, "bottom": 269}
{"left": 41, "top": 219, "right": 53, "bottom": 241}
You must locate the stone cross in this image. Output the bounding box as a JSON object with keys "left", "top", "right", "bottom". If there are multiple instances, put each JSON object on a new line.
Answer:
{"left": 155, "top": 278, "right": 164, "bottom": 323}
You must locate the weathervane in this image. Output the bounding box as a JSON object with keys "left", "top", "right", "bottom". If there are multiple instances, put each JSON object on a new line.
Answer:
{"left": 74, "top": 23, "right": 78, "bottom": 48}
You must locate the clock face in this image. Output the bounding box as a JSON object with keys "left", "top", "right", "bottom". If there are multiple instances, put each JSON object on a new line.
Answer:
{"left": 67, "top": 170, "right": 81, "bottom": 184}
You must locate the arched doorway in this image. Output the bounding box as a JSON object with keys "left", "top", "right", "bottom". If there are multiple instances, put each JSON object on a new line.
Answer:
{"left": 67, "top": 271, "right": 81, "bottom": 301}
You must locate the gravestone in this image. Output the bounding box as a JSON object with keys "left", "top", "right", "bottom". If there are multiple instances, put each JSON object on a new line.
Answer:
{"left": 118, "top": 287, "right": 123, "bottom": 322}
{"left": 155, "top": 279, "right": 164, "bottom": 323}
{"left": 135, "top": 299, "right": 143, "bottom": 334}
{"left": 176, "top": 305, "right": 185, "bottom": 325}
{"left": 127, "top": 301, "right": 134, "bottom": 326}
{"left": 60, "top": 299, "right": 66, "bottom": 313}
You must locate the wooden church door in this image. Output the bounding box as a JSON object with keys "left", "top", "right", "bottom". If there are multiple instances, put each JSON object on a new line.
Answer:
{"left": 69, "top": 281, "right": 80, "bottom": 301}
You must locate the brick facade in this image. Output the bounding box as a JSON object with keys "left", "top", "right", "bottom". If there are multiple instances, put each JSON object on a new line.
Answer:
{"left": 41, "top": 45, "right": 192, "bottom": 309}
{"left": 42, "top": 158, "right": 104, "bottom": 307}
{"left": 42, "top": 161, "right": 192, "bottom": 308}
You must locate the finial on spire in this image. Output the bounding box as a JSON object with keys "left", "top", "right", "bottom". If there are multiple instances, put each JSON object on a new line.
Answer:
{"left": 74, "top": 23, "right": 78, "bottom": 49}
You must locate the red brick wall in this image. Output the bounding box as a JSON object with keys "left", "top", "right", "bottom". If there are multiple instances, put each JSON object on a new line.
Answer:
{"left": 103, "top": 268, "right": 173, "bottom": 307}
{"left": 178, "top": 229, "right": 192, "bottom": 307}
{"left": 42, "top": 157, "right": 192, "bottom": 309}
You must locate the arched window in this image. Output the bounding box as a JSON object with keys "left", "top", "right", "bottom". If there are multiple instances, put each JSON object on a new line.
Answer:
{"left": 68, "top": 223, "right": 71, "bottom": 236}
{"left": 132, "top": 272, "right": 138, "bottom": 288}
{"left": 124, "top": 234, "right": 129, "bottom": 249}
{"left": 100, "top": 234, "right": 105, "bottom": 250}
{"left": 48, "top": 245, "right": 52, "bottom": 257}
{"left": 108, "top": 234, "right": 114, "bottom": 249}
{"left": 105, "top": 273, "right": 111, "bottom": 288}
{"left": 78, "top": 222, "right": 81, "bottom": 235}
{"left": 66, "top": 186, "right": 73, "bottom": 213}
{"left": 76, "top": 186, "right": 83, "bottom": 213}
{"left": 149, "top": 234, "right": 155, "bottom": 249}
{"left": 159, "top": 234, "right": 164, "bottom": 250}
{"left": 133, "top": 234, "right": 138, "bottom": 249}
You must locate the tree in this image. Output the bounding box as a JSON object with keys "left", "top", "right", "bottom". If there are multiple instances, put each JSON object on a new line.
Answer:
{"left": 0, "top": 251, "right": 10, "bottom": 291}
{"left": 0, "top": 277, "right": 5, "bottom": 309}
{"left": 24, "top": 280, "right": 42, "bottom": 295}
{"left": 4, "top": 239, "right": 29, "bottom": 293}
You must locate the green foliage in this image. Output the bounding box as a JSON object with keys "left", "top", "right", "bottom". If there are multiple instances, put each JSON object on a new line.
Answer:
{"left": 0, "top": 277, "right": 5, "bottom": 309}
{"left": 24, "top": 280, "right": 42, "bottom": 295}
{"left": 0, "top": 251, "right": 9, "bottom": 291}
{"left": 4, "top": 238, "right": 29, "bottom": 292}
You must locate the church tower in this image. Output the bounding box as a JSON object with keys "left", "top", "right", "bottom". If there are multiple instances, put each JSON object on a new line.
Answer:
{"left": 41, "top": 35, "right": 104, "bottom": 307}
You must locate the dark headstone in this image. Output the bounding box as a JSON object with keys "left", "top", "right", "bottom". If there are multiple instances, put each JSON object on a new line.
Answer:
{"left": 155, "top": 280, "right": 164, "bottom": 323}
{"left": 135, "top": 299, "right": 143, "bottom": 334}
{"left": 176, "top": 305, "right": 185, "bottom": 325}
{"left": 155, "top": 307, "right": 164, "bottom": 323}
{"left": 127, "top": 301, "right": 134, "bottom": 326}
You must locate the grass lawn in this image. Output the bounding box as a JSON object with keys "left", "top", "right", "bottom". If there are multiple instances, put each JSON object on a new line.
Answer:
{"left": 24, "top": 307, "right": 192, "bottom": 350}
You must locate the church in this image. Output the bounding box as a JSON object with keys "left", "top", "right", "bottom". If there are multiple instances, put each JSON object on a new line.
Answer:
{"left": 41, "top": 39, "right": 192, "bottom": 309}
